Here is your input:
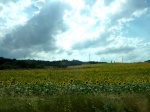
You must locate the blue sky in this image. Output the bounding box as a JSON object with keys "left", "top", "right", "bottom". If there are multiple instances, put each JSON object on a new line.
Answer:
{"left": 0, "top": 0, "right": 150, "bottom": 62}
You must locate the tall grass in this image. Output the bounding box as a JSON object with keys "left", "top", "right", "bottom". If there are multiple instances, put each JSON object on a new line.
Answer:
{"left": 0, "top": 94, "right": 150, "bottom": 112}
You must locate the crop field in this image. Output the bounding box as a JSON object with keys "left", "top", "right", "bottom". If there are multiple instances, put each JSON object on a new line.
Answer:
{"left": 0, "top": 63, "right": 150, "bottom": 112}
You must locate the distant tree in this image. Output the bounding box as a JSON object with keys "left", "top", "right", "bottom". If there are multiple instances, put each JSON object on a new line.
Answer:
{"left": 53, "top": 61, "right": 67, "bottom": 68}
{"left": 59, "top": 61, "right": 67, "bottom": 68}
{"left": 0, "top": 62, "right": 13, "bottom": 70}
{"left": 145, "top": 60, "right": 150, "bottom": 62}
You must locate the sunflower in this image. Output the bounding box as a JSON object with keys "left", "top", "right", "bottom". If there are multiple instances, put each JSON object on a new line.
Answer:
{"left": 96, "top": 80, "right": 99, "bottom": 84}
{"left": 0, "top": 81, "right": 3, "bottom": 84}
{"left": 70, "top": 79, "right": 74, "bottom": 83}
{"left": 62, "top": 82, "right": 66, "bottom": 86}
{"left": 0, "top": 81, "right": 3, "bottom": 85}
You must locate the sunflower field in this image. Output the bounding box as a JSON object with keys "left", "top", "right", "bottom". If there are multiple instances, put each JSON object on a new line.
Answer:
{"left": 0, "top": 63, "right": 150, "bottom": 96}
{"left": 0, "top": 63, "right": 150, "bottom": 111}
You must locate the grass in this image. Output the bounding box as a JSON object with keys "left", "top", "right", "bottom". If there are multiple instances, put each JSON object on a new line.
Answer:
{"left": 0, "top": 93, "right": 150, "bottom": 112}
{"left": 0, "top": 63, "right": 150, "bottom": 111}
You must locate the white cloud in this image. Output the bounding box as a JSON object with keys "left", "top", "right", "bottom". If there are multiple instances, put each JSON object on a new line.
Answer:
{"left": 0, "top": 0, "right": 70, "bottom": 59}
{"left": 132, "top": 8, "right": 148, "bottom": 17}
{"left": 0, "top": 0, "right": 33, "bottom": 37}
{"left": 0, "top": 0, "right": 150, "bottom": 62}
{"left": 56, "top": 0, "right": 150, "bottom": 62}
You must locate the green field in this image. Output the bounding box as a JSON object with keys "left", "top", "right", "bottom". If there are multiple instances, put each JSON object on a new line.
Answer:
{"left": 0, "top": 63, "right": 150, "bottom": 112}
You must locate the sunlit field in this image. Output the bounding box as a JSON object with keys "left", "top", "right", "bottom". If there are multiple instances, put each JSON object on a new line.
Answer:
{"left": 0, "top": 63, "right": 150, "bottom": 112}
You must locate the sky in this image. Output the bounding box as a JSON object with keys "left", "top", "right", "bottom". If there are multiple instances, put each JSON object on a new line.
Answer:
{"left": 0, "top": 0, "right": 150, "bottom": 62}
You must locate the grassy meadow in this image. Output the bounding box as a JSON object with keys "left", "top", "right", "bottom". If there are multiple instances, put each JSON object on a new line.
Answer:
{"left": 0, "top": 63, "right": 150, "bottom": 112}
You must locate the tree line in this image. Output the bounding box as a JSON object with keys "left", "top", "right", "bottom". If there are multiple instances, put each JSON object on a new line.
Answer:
{"left": 0, "top": 57, "right": 109, "bottom": 70}
{"left": 0, "top": 57, "right": 83, "bottom": 70}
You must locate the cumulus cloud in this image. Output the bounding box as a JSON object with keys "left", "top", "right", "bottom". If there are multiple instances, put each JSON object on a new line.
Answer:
{"left": 0, "top": 0, "right": 19, "bottom": 4}
{"left": 0, "top": 0, "right": 70, "bottom": 58}
{"left": 72, "top": 32, "right": 109, "bottom": 50}
{"left": 83, "top": 0, "right": 97, "bottom": 7}
{"left": 0, "top": 0, "right": 150, "bottom": 62}
{"left": 96, "top": 41, "right": 136, "bottom": 55}
{"left": 69, "top": 0, "right": 150, "bottom": 54}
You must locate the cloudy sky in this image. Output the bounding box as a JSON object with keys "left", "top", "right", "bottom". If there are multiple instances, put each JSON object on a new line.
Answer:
{"left": 0, "top": 0, "right": 150, "bottom": 62}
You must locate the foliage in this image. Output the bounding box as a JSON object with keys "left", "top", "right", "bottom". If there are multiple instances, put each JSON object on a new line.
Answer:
{"left": 0, "top": 63, "right": 150, "bottom": 111}
{"left": 0, "top": 57, "right": 85, "bottom": 69}
{"left": 0, "top": 94, "right": 150, "bottom": 112}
